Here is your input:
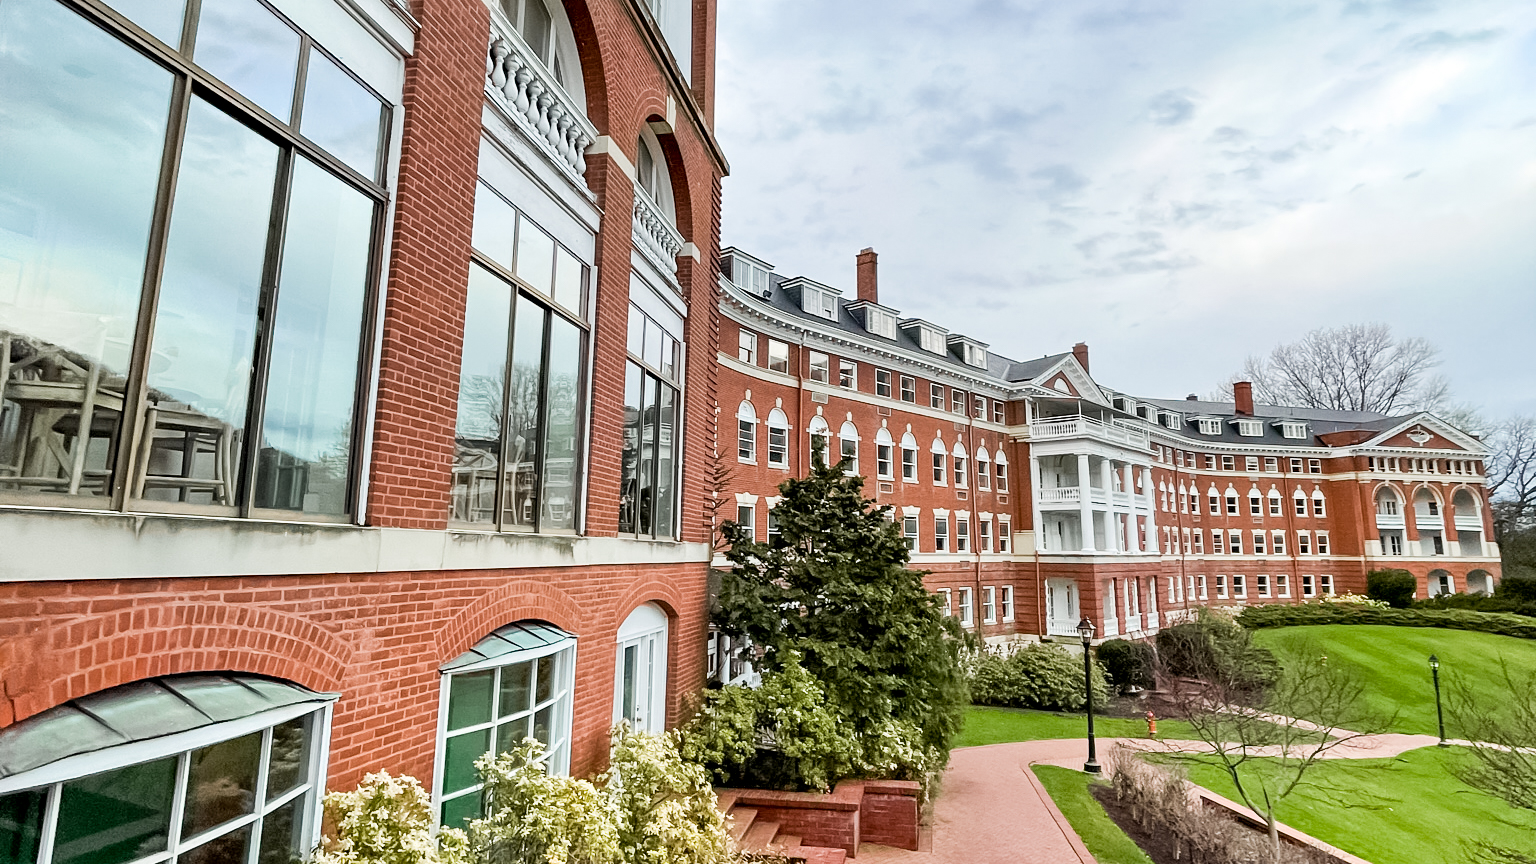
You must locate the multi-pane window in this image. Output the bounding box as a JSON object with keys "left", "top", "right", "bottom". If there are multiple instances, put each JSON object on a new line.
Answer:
{"left": 1001, "top": 585, "right": 1014, "bottom": 621}
{"left": 977, "top": 454, "right": 991, "bottom": 491}
{"left": 1302, "top": 574, "right": 1315, "bottom": 597}
{"left": 838, "top": 424, "right": 859, "bottom": 475}
{"left": 954, "top": 451, "right": 968, "bottom": 488}
{"left": 1295, "top": 493, "right": 1308, "bottom": 516}
{"left": 1257, "top": 574, "right": 1270, "bottom": 597}
{"left": 1232, "top": 574, "right": 1247, "bottom": 598}
{"left": 1264, "top": 457, "right": 1278, "bottom": 472}
{"left": 1194, "top": 531, "right": 1204, "bottom": 554}
{"left": 0, "top": 676, "right": 330, "bottom": 864}
{"left": 766, "top": 509, "right": 782, "bottom": 546}
{"left": 767, "top": 339, "right": 789, "bottom": 373}
{"left": 901, "top": 435, "right": 918, "bottom": 481}
{"left": 935, "top": 514, "right": 949, "bottom": 551}
{"left": 1249, "top": 493, "right": 1262, "bottom": 516}
{"left": 974, "top": 395, "right": 986, "bottom": 420}
{"left": 735, "top": 504, "right": 755, "bottom": 541}
{"left": 958, "top": 587, "right": 973, "bottom": 625}
{"left": 840, "top": 359, "right": 857, "bottom": 389}
{"left": 998, "top": 517, "right": 1010, "bottom": 552}
{"left": 1298, "top": 532, "right": 1311, "bottom": 555}
{"left": 956, "top": 516, "right": 970, "bottom": 552}
{"left": 930, "top": 383, "right": 944, "bottom": 409}
{"left": 438, "top": 634, "right": 574, "bottom": 826}
{"left": 938, "top": 588, "right": 952, "bottom": 617}
{"left": 1246, "top": 456, "right": 1260, "bottom": 472}
{"left": 454, "top": 194, "right": 589, "bottom": 534}
{"left": 1278, "top": 574, "right": 1290, "bottom": 597}
{"left": 876, "top": 435, "right": 894, "bottom": 480}
{"left": 932, "top": 446, "right": 947, "bottom": 485}
{"left": 993, "top": 401, "right": 1005, "bottom": 423}
{"left": 1268, "top": 494, "right": 1282, "bottom": 517}
{"left": 1217, "top": 575, "right": 1229, "bottom": 598}
{"left": 1197, "top": 574, "right": 1208, "bottom": 598}
{"left": 900, "top": 375, "right": 916, "bottom": 402}
{"left": 996, "top": 458, "right": 1009, "bottom": 492}
{"left": 1290, "top": 457, "right": 1303, "bottom": 473}
{"left": 0, "top": 0, "right": 392, "bottom": 518}
{"left": 766, "top": 410, "right": 789, "bottom": 468}
{"left": 982, "top": 586, "right": 996, "bottom": 623}
{"left": 903, "top": 515, "right": 919, "bottom": 550}
{"left": 1272, "top": 531, "right": 1286, "bottom": 555}
{"left": 620, "top": 305, "right": 681, "bottom": 539}
{"left": 738, "top": 329, "right": 757, "bottom": 363}
{"left": 736, "top": 404, "right": 757, "bottom": 462}
{"left": 1316, "top": 532, "right": 1329, "bottom": 555}
{"left": 952, "top": 390, "right": 965, "bottom": 414}
{"left": 1320, "top": 574, "right": 1334, "bottom": 595}
{"left": 979, "top": 518, "right": 992, "bottom": 552}
{"left": 1222, "top": 455, "right": 1235, "bottom": 471}
{"left": 1211, "top": 492, "right": 1221, "bottom": 513}
{"left": 1227, "top": 494, "right": 1239, "bottom": 515}
{"left": 875, "top": 369, "right": 892, "bottom": 397}
{"left": 1229, "top": 531, "right": 1243, "bottom": 555}
{"left": 1212, "top": 530, "right": 1224, "bottom": 554}
{"left": 1309, "top": 459, "right": 1322, "bottom": 474}
{"left": 1313, "top": 494, "right": 1326, "bottom": 517}
{"left": 808, "top": 351, "right": 830, "bottom": 384}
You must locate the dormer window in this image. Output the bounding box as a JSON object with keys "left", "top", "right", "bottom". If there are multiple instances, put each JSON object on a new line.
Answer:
{"left": 1161, "top": 413, "right": 1182, "bottom": 430}
{"left": 1197, "top": 418, "right": 1222, "bottom": 435}
{"left": 730, "top": 259, "right": 770, "bottom": 297}
{"left": 798, "top": 285, "right": 839, "bottom": 321}
{"left": 920, "top": 328, "right": 944, "bottom": 354}
{"left": 867, "top": 307, "right": 897, "bottom": 339}
{"left": 1280, "top": 421, "right": 1309, "bottom": 440}
{"left": 1236, "top": 419, "right": 1263, "bottom": 437}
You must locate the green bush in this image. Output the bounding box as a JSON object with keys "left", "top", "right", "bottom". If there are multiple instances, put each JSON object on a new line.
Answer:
{"left": 679, "top": 653, "right": 935, "bottom": 793}
{"left": 1155, "top": 610, "right": 1280, "bottom": 690}
{"left": 1096, "top": 638, "right": 1155, "bottom": 693}
{"left": 1237, "top": 602, "right": 1536, "bottom": 640}
{"left": 1366, "top": 569, "right": 1417, "bottom": 608}
{"left": 1415, "top": 593, "right": 1536, "bottom": 617}
{"left": 966, "top": 643, "right": 1110, "bottom": 712}
{"left": 1498, "top": 574, "right": 1536, "bottom": 604}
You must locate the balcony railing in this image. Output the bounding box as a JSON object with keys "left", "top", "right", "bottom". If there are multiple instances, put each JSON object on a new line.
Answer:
{"left": 1454, "top": 515, "right": 1484, "bottom": 532}
{"left": 632, "top": 186, "right": 685, "bottom": 280}
{"left": 1038, "top": 487, "right": 1080, "bottom": 505}
{"left": 486, "top": 22, "right": 598, "bottom": 181}
{"left": 1375, "top": 511, "right": 1405, "bottom": 529}
{"left": 1029, "top": 417, "right": 1150, "bottom": 450}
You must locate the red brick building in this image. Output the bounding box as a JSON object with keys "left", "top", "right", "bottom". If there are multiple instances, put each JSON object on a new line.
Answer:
{"left": 717, "top": 247, "right": 1502, "bottom": 646}
{"left": 0, "top": 0, "right": 724, "bottom": 854}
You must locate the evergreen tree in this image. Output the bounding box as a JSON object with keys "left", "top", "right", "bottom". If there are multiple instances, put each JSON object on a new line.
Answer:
{"left": 715, "top": 457, "right": 967, "bottom": 755}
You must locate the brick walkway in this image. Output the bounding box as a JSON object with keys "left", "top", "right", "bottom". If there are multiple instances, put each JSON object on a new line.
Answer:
{"left": 857, "top": 733, "right": 1444, "bottom": 863}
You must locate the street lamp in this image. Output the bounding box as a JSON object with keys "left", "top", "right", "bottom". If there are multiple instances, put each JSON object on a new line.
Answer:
{"left": 1429, "top": 654, "right": 1446, "bottom": 746}
{"left": 1078, "top": 617, "right": 1101, "bottom": 775}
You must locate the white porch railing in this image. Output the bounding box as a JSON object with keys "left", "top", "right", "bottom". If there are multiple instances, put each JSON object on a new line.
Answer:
{"left": 632, "top": 186, "right": 685, "bottom": 280}
{"left": 1038, "top": 487, "right": 1080, "bottom": 504}
{"left": 1454, "top": 516, "right": 1483, "bottom": 532}
{"left": 1029, "top": 417, "right": 1150, "bottom": 450}
{"left": 486, "top": 22, "right": 598, "bottom": 181}
{"left": 1375, "top": 511, "right": 1405, "bottom": 529}
{"left": 1112, "top": 491, "right": 1132, "bottom": 507}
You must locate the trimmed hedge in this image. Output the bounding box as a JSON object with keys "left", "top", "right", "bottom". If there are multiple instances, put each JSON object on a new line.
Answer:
{"left": 1366, "top": 568, "right": 1417, "bottom": 608}
{"left": 1237, "top": 603, "right": 1536, "bottom": 640}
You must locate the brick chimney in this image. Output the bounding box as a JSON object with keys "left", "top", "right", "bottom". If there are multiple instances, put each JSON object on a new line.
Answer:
{"left": 856, "top": 247, "right": 878, "bottom": 304}
{"left": 1234, "top": 381, "right": 1254, "bottom": 416}
{"left": 1072, "top": 342, "right": 1089, "bottom": 374}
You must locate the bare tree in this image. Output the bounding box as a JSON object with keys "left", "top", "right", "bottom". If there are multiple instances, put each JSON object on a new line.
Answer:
{"left": 1156, "top": 628, "right": 1393, "bottom": 859}
{"left": 1447, "top": 661, "right": 1536, "bottom": 864}
{"left": 1488, "top": 416, "right": 1536, "bottom": 537}
{"left": 1217, "top": 323, "right": 1447, "bottom": 415}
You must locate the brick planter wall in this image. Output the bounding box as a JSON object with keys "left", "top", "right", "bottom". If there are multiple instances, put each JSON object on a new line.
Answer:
{"left": 722, "top": 778, "right": 923, "bottom": 855}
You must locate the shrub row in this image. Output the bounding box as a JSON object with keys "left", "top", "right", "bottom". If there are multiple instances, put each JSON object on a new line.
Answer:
{"left": 966, "top": 642, "right": 1111, "bottom": 711}
{"left": 1237, "top": 602, "right": 1536, "bottom": 640}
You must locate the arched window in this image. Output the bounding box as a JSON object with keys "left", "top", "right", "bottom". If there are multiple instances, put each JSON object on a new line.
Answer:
{"left": 1209, "top": 485, "right": 1221, "bottom": 514}
{"left": 931, "top": 436, "right": 948, "bottom": 485}
{"left": 1294, "top": 487, "right": 1309, "bottom": 517}
{"left": 766, "top": 408, "right": 790, "bottom": 468}
{"left": 874, "top": 428, "right": 895, "bottom": 480}
{"left": 736, "top": 401, "right": 757, "bottom": 463}
{"left": 496, "top": 0, "right": 586, "bottom": 108}
{"left": 952, "top": 441, "right": 969, "bottom": 489}
{"left": 615, "top": 604, "right": 668, "bottom": 734}
{"left": 1268, "top": 487, "right": 1283, "bottom": 517}
{"left": 635, "top": 127, "right": 676, "bottom": 222}
{"left": 994, "top": 449, "right": 1009, "bottom": 492}
{"left": 975, "top": 447, "right": 991, "bottom": 491}
{"left": 838, "top": 421, "right": 860, "bottom": 475}
{"left": 807, "top": 415, "right": 830, "bottom": 467}
{"left": 1311, "top": 488, "right": 1326, "bottom": 517}
{"left": 1248, "top": 487, "right": 1263, "bottom": 516}
{"left": 900, "top": 432, "right": 919, "bottom": 482}
{"left": 0, "top": 675, "right": 335, "bottom": 864}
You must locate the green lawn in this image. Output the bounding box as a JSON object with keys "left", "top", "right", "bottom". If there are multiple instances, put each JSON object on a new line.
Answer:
{"left": 1252, "top": 624, "right": 1536, "bottom": 735}
{"left": 1180, "top": 746, "right": 1536, "bottom": 864}
{"left": 954, "top": 705, "right": 1198, "bottom": 748}
{"left": 1032, "top": 766, "right": 1152, "bottom": 864}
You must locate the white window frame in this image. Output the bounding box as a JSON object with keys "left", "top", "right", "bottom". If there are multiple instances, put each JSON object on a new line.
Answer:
{"left": 839, "top": 359, "right": 857, "bottom": 389}
{"left": 1001, "top": 585, "right": 1015, "bottom": 621}
{"left": 737, "top": 329, "right": 757, "bottom": 364}
{"left": 1320, "top": 574, "right": 1335, "bottom": 595}
{"left": 982, "top": 586, "right": 996, "bottom": 623}
{"left": 958, "top": 587, "right": 974, "bottom": 626}
{"left": 930, "top": 383, "right": 944, "bottom": 409}
{"left": 875, "top": 368, "right": 892, "bottom": 397}
{"left": 767, "top": 339, "right": 789, "bottom": 373}
{"left": 935, "top": 513, "right": 949, "bottom": 551}
{"left": 1316, "top": 532, "right": 1329, "bottom": 555}
{"left": 899, "top": 375, "right": 916, "bottom": 402}
{"left": 979, "top": 518, "right": 992, "bottom": 552}
{"left": 736, "top": 503, "right": 755, "bottom": 541}
{"left": 998, "top": 517, "right": 1011, "bottom": 552}
{"left": 955, "top": 515, "right": 970, "bottom": 552}
{"left": 1232, "top": 574, "right": 1247, "bottom": 598}
{"left": 903, "top": 514, "right": 919, "bottom": 550}
{"left": 938, "top": 587, "right": 952, "bottom": 617}
{"left": 1302, "top": 574, "right": 1316, "bottom": 597}
{"left": 808, "top": 351, "right": 830, "bottom": 384}
{"left": 766, "top": 410, "right": 789, "bottom": 468}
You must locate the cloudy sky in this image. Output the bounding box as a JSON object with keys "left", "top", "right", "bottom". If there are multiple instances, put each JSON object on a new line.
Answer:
{"left": 713, "top": 0, "right": 1536, "bottom": 418}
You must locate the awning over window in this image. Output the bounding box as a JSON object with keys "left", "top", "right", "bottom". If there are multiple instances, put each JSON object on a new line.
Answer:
{"left": 0, "top": 674, "right": 336, "bottom": 780}
{"left": 441, "top": 620, "right": 574, "bottom": 672}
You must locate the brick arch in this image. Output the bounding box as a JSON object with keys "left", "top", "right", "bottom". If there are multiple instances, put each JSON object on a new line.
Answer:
{"left": 432, "top": 577, "right": 585, "bottom": 666}
{"left": 610, "top": 578, "right": 686, "bottom": 636}
{"left": 647, "top": 116, "right": 696, "bottom": 236}
{"left": 559, "top": 0, "right": 612, "bottom": 130}
{"left": 1408, "top": 482, "right": 1445, "bottom": 505}
{"left": 6, "top": 602, "right": 352, "bottom": 724}
{"left": 1370, "top": 480, "right": 1406, "bottom": 503}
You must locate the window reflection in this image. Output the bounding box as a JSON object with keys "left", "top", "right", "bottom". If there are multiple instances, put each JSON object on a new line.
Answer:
{"left": 193, "top": 0, "right": 301, "bottom": 122}
{"left": 540, "top": 318, "right": 580, "bottom": 531}
{"left": 181, "top": 732, "right": 261, "bottom": 838}
{"left": 451, "top": 267, "right": 511, "bottom": 525}
{"left": 139, "top": 98, "right": 277, "bottom": 507}
{"left": 255, "top": 158, "right": 372, "bottom": 516}
{"left": 0, "top": 0, "right": 172, "bottom": 499}
{"left": 502, "top": 299, "right": 544, "bottom": 530}
{"left": 619, "top": 302, "right": 680, "bottom": 539}
{"left": 101, "top": 0, "right": 186, "bottom": 45}
{"left": 54, "top": 758, "right": 177, "bottom": 864}
{"left": 300, "top": 51, "right": 384, "bottom": 180}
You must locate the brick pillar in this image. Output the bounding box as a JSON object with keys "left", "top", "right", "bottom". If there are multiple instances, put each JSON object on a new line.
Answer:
{"left": 365, "top": 0, "right": 489, "bottom": 529}
{"left": 583, "top": 154, "right": 632, "bottom": 537}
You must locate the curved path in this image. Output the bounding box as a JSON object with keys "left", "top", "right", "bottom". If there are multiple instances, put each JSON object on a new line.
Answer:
{"left": 856, "top": 733, "right": 1445, "bottom": 864}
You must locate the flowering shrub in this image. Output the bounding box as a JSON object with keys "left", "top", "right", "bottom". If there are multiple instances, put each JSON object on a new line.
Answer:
{"left": 1317, "top": 592, "right": 1387, "bottom": 608}
{"left": 313, "top": 772, "right": 466, "bottom": 864}
{"left": 600, "top": 726, "right": 728, "bottom": 864}
{"left": 467, "top": 742, "right": 619, "bottom": 864}
{"left": 964, "top": 642, "right": 1111, "bottom": 711}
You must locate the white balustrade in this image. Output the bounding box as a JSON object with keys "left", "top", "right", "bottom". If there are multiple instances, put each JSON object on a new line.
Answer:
{"left": 1028, "top": 417, "right": 1150, "bottom": 449}
{"left": 1038, "top": 487, "right": 1081, "bottom": 504}
{"left": 485, "top": 23, "right": 597, "bottom": 181}
{"left": 632, "top": 186, "right": 685, "bottom": 279}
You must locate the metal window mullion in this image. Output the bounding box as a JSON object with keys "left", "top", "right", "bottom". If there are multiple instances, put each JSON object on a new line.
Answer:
{"left": 180, "top": 0, "right": 202, "bottom": 56}
{"left": 494, "top": 283, "right": 519, "bottom": 532}
{"left": 177, "top": 808, "right": 264, "bottom": 856}
{"left": 344, "top": 199, "right": 387, "bottom": 521}
{"left": 110, "top": 71, "right": 193, "bottom": 511}
{"left": 289, "top": 37, "right": 311, "bottom": 130}
{"left": 531, "top": 307, "right": 553, "bottom": 533}
{"left": 244, "top": 727, "right": 273, "bottom": 864}
{"left": 238, "top": 148, "right": 297, "bottom": 516}
{"left": 35, "top": 783, "right": 60, "bottom": 864}
{"left": 166, "top": 752, "right": 191, "bottom": 862}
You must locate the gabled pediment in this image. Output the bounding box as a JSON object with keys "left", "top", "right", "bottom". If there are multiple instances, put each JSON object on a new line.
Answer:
{"left": 1363, "top": 414, "right": 1484, "bottom": 454}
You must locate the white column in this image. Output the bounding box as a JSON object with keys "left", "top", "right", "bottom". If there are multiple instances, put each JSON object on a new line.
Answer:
{"left": 1142, "top": 466, "right": 1158, "bottom": 554}
{"left": 1122, "top": 463, "right": 1140, "bottom": 553}
{"left": 1029, "top": 455, "right": 1045, "bottom": 545}
{"left": 1077, "top": 453, "right": 1095, "bottom": 552}
{"left": 1100, "top": 457, "right": 1121, "bottom": 553}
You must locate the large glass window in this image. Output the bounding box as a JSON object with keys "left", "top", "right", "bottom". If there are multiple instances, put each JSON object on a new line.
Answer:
{"left": 620, "top": 301, "right": 680, "bottom": 539}
{"left": 0, "top": 675, "right": 330, "bottom": 864}
{"left": 449, "top": 258, "right": 587, "bottom": 533}
{"left": 0, "top": 0, "right": 390, "bottom": 518}
{"left": 437, "top": 626, "right": 575, "bottom": 828}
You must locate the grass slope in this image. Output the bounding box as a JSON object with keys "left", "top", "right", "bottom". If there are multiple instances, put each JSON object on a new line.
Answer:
{"left": 955, "top": 706, "right": 1197, "bottom": 748}
{"left": 1252, "top": 624, "right": 1536, "bottom": 735}
{"left": 1032, "top": 766, "right": 1153, "bottom": 864}
{"left": 1181, "top": 747, "right": 1536, "bottom": 864}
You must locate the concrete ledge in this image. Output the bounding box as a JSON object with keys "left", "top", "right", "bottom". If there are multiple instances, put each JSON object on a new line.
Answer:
{"left": 1195, "top": 787, "right": 1374, "bottom": 864}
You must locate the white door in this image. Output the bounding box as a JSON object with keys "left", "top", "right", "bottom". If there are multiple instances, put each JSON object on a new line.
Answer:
{"left": 615, "top": 603, "right": 668, "bottom": 733}
{"left": 1045, "top": 579, "right": 1078, "bottom": 633}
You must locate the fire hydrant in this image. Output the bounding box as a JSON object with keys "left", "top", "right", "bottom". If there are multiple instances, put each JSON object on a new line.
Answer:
{"left": 1146, "top": 710, "right": 1158, "bottom": 739}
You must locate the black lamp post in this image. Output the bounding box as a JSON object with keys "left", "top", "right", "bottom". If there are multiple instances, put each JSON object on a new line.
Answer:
{"left": 1430, "top": 654, "right": 1446, "bottom": 746}
{"left": 1078, "top": 616, "right": 1101, "bottom": 774}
